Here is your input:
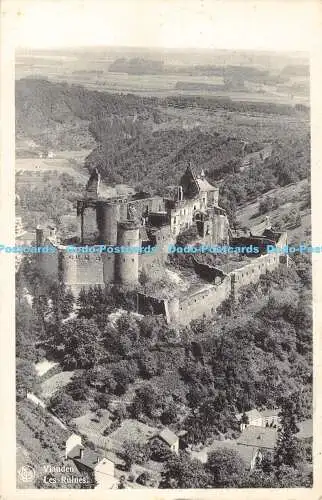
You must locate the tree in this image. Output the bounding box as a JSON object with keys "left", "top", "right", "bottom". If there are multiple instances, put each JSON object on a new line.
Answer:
{"left": 148, "top": 438, "right": 173, "bottom": 462}
{"left": 16, "top": 358, "right": 38, "bottom": 398}
{"left": 131, "top": 384, "right": 160, "bottom": 419}
{"left": 206, "top": 448, "right": 247, "bottom": 487}
{"left": 65, "top": 374, "right": 89, "bottom": 401}
{"left": 161, "top": 401, "right": 179, "bottom": 425}
{"left": 120, "top": 440, "right": 151, "bottom": 471}
{"left": 274, "top": 400, "right": 305, "bottom": 468}
{"left": 52, "top": 318, "right": 102, "bottom": 369}
{"left": 48, "top": 392, "right": 83, "bottom": 421}
{"left": 137, "top": 351, "right": 160, "bottom": 379}
{"left": 160, "top": 452, "right": 211, "bottom": 488}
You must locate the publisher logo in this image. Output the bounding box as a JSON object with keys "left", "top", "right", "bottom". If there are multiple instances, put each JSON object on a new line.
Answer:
{"left": 18, "top": 465, "right": 35, "bottom": 483}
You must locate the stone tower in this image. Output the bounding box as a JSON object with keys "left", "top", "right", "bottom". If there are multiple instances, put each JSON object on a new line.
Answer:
{"left": 115, "top": 221, "right": 140, "bottom": 285}
{"left": 96, "top": 202, "right": 120, "bottom": 284}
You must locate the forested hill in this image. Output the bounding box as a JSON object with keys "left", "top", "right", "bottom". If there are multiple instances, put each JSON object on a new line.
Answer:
{"left": 16, "top": 78, "right": 310, "bottom": 196}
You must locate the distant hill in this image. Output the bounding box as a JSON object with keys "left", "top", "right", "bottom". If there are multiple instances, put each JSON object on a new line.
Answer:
{"left": 16, "top": 79, "right": 310, "bottom": 199}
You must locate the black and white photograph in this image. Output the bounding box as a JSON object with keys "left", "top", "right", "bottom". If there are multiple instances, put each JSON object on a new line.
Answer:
{"left": 1, "top": 0, "right": 320, "bottom": 495}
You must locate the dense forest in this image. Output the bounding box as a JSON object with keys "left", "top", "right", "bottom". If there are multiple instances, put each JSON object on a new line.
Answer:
{"left": 16, "top": 79, "right": 310, "bottom": 203}
{"left": 16, "top": 250, "right": 312, "bottom": 487}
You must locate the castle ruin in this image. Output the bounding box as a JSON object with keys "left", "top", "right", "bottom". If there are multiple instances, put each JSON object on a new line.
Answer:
{"left": 36, "top": 165, "right": 287, "bottom": 324}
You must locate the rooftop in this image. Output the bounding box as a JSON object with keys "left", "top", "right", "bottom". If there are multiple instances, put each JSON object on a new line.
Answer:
{"left": 73, "top": 448, "right": 101, "bottom": 470}
{"left": 236, "top": 444, "right": 259, "bottom": 466}
{"left": 158, "top": 428, "right": 178, "bottom": 446}
{"left": 260, "top": 408, "right": 281, "bottom": 418}
{"left": 196, "top": 176, "right": 217, "bottom": 193}
{"left": 236, "top": 409, "right": 262, "bottom": 422}
{"left": 237, "top": 425, "right": 278, "bottom": 450}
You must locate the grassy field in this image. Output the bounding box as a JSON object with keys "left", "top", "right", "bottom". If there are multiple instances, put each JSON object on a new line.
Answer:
{"left": 41, "top": 371, "right": 75, "bottom": 400}
{"left": 73, "top": 409, "right": 114, "bottom": 437}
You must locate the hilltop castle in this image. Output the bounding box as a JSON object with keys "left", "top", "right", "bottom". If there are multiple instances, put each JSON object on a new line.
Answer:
{"left": 36, "top": 165, "right": 230, "bottom": 290}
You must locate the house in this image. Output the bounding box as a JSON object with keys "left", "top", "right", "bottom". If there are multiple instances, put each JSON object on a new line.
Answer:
{"left": 260, "top": 408, "right": 281, "bottom": 428}
{"left": 65, "top": 434, "right": 118, "bottom": 489}
{"left": 236, "top": 408, "right": 281, "bottom": 431}
{"left": 236, "top": 409, "right": 263, "bottom": 431}
{"left": 154, "top": 428, "right": 179, "bottom": 454}
{"left": 237, "top": 425, "right": 278, "bottom": 451}
{"left": 237, "top": 444, "right": 263, "bottom": 471}
{"left": 236, "top": 425, "right": 278, "bottom": 471}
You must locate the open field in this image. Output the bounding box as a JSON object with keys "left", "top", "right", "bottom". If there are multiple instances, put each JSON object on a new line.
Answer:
{"left": 73, "top": 410, "right": 114, "bottom": 437}
{"left": 44, "top": 75, "right": 310, "bottom": 105}
{"left": 41, "top": 371, "right": 75, "bottom": 400}
{"left": 16, "top": 47, "right": 309, "bottom": 106}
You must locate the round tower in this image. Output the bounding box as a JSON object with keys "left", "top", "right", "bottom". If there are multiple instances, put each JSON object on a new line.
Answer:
{"left": 96, "top": 202, "right": 120, "bottom": 245}
{"left": 115, "top": 221, "right": 140, "bottom": 285}
{"left": 96, "top": 202, "right": 120, "bottom": 284}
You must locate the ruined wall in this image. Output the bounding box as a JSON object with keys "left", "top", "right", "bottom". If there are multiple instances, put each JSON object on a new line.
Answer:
{"left": 211, "top": 212, "right": 230, "bottom": 245}
{"left": 170, "top": 199, "right": 201, "bottom": 237}
{"left": 193, "top": 259, "right": 227, "bottom": 283}
{"left": 138, "top": 251, "right": 286, "bottom": 325}
{"left": 137, "top": 293, "right": 167, "bottom": 316}
{"left": 37, "top": 239, "right": 59, "bottom": 280}
{"left": 39, "top": 250, "right": 59, "bottom": 281}
{"left": 82, "top": 207, "right": 98, "bottom": 243}
{"left": 229, "top": 253, "right": 280, "bottom": 293}
{"left": 137, "top": 293, "right": 179, "bottom": 324}
{"left": 130, "top": 196, "right": 165, "bottom": 215}
{"left": 178, "top": 277, "right": 232, "bottom": 325}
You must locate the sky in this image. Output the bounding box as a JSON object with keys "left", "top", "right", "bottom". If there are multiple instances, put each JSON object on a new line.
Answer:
{"left": 4, "top": 0, "right": 319, "bottom": 52}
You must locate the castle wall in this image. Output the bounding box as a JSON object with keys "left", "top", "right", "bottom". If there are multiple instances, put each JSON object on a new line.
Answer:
{"left": 170, "top": 199, "right": 201, "bottom": 237}
{"left": 137, "top": 250, "right": 286, "bottom": 325}
{"left": 82, "top": 207, "right": 98, "bottom": 243}
{"left": 61, "top": 252, "right": 104, "bottom": 293}
{"left": 137, "top": 294, "right": 179, "bottom": 324}
{"left": 130, "top": 196, "right": 165, "bottom": 216}
{"left": 38, "top": 239, "right": 59, "bottom": 280}
{"left": 193, "top": 260, "right": 227, "bottom": 283}
{"left": 178, "top": 277, "right": 232, "bottom": 325}
{"left": 137, "top": 293, "right": 167, "bottom": 316}
{"left": 229, "top": 253, "right": 280, "bottom": 293}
